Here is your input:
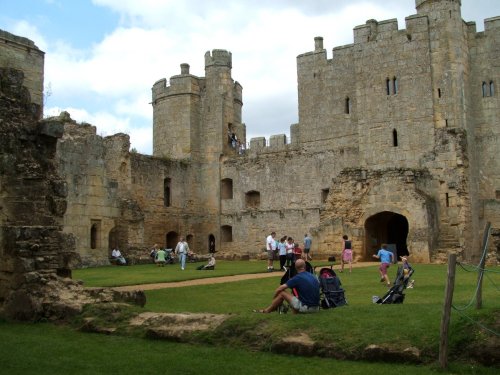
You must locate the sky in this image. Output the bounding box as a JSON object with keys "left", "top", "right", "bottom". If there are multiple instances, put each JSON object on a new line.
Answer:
{"left": 1, "top": 0, "right": 499, "bottom": 155}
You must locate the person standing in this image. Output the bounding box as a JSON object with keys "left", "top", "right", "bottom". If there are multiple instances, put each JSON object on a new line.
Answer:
{"left": 372, "top": 244, "right": 393, "bottom": 286}
{"left": 175, "top": 236, "right": 190, "bottom": 270}
{"left": 303, "top": 234, "right": 312, "bottom": 261}
{"left": 340, "top": 235, "right": 353, "bottom": 273}
{"left": 266, "top": 232, "right": 277, "bottom": 272}
{"left": 278, "top": 236, "right": 287, "bottom": 271}
{"left": 285, "top": 237, "right": 295, "bottom": 267}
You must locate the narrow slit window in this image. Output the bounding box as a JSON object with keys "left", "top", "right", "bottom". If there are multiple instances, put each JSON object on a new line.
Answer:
{"left": 164, "top": 178, "right": 171, "bottom": 207}
{"left": 445, "top": 193, "right": 450, "bottom": 207}
{"left": 392, "top": 129, "right": 398, "bottom": 147}
{"left": 345, "top": 97, "right": 350, "bottom": 114}
{"left": 393, "top": 77, "right": 398, "bottom": 95}
{"left": 482, "top": 82, "right": 488, "bottom": 97}
{"left": 490, "top": 81, "right": 495, "bottom": 97}
{"left": 438, "top": 88, "right": 441, "bottom": 98}
{"left": 386, "top": 78, "right": 391, "bottom": 95}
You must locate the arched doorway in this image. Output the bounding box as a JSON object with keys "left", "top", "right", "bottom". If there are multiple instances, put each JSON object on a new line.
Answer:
{"left": 166, "top": 231, "right": 178, "bottom": 250}
{"left": 364, "top": 211, "right": 409, "bottom": 260}
{"left": 208, "top": 234, "right": 215, "bottom": 254}
{"left": 108, "top": 227, "right": 118, "bottom": 251}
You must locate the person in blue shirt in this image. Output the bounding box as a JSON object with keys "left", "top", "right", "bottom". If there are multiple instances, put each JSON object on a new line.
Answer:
{"left": 254, "top": 259, "right": 320, "bottom": 314}
{"left": 373, "top": 244, "right": 394, "bottom": 286}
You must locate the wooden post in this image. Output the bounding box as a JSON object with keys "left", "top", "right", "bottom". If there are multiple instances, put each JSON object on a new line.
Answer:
{"left": 439, "top": 253, "right": 456, "bottom": 369}
{"left": 476, "top": 222, "right": 491, "bottom": 310}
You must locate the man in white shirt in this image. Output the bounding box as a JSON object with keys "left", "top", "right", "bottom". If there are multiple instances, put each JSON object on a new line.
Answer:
{"left": 266, "top": 232, "right": 277, "bottom": 272}
{"left": 175, "top": 237, "right": 190, "bottom": 270}
{"left": 111, "top": 248, "right": 126, "bottom": 265}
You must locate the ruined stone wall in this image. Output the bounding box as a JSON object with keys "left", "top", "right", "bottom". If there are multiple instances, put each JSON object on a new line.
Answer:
{"left": 0, "top": 29, "right": 44, "bottom": 113}
{"left": 0, "top": 67, "right": 79, "bottom": 319}
{"left": 56, "top": 119, "right": 127, "bottom": 266}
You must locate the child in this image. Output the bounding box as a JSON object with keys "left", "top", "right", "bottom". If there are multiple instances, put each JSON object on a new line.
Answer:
{"left": 340, "top": 235, "right": 353, "bottom": 273}
{"left": 293, "top": 243, "right": 303, "bottom": 262}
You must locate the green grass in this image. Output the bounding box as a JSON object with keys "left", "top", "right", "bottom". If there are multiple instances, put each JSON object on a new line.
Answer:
{"left": 144, "top": 264, "right": 499, "bottom": 353}
{"left": 5, "top": 262, "right": 498, "bottom": 373}
{"left": 73, "top": 260, "right": 284, "bottom": 287}
{"left": 0, "top": 321, "right": 494, "bottom": 375}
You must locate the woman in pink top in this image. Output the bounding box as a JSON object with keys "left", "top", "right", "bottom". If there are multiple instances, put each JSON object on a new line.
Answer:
{"left": 340, "top": 235, "right": 353, "bottom": 273}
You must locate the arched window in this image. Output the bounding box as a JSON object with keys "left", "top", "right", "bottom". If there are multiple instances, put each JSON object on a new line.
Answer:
{"left": 482, "top": 82, "right": 488, "bottom": 97}
{"left": 90, "top": 220, "right": 101, "bottom": 249}
{"left": 393, "top": 77, "right": 398, "bottom": 95}
{"left": 386, "top": 78, "right": 391, "bottom": 95}
{"left": 392, "top": 129, "right": 398, "bottom": 147}
{"left": 345, "top": 97, "right": 351, "bottom": 114}
{"left": 164, "top": 178, "right": 171, "bottom": 207}
{"left": 490, "top": 81, "right": 495, "bottom": 97}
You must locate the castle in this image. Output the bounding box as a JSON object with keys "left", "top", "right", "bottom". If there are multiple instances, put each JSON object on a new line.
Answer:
{"left": 1, "top": 0, "right": 499, "bottom": 268}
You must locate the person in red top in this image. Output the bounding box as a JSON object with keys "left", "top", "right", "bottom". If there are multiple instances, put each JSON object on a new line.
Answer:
{"left": 293, "top": 242, "right": 303, "bottom": 262}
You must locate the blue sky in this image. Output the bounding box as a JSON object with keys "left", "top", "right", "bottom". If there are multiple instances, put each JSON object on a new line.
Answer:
{"left": 1, "top": 0, "right": 499, "bottom": 154}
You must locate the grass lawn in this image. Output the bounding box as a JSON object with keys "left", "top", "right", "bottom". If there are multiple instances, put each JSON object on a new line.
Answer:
{"left": 5, "top": 261, "right": 499, "bottom": 374}
{"left": 73, "top": 260, "right": 284, "bottom": 287}
{"left": 0, "top": 321, "right": 494, "bottom": 375}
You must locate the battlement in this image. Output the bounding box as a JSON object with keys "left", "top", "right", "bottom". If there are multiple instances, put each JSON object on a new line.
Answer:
{"left": 205, "top": 49, "right": 232, "bottom": 68}
{"left": 151, "top": 63, "right": 203, "bottom": 103}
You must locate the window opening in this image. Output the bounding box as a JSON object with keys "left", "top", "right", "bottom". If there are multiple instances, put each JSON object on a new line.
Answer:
{"left": 345, "top": 97, "right": 351, "bottom": 114}
{"left": 490, "top": 81, "right": 495, "bottom": 97}
{"left": 482, "top": 82, "right": 488, "bottom": 97}
{"left": 164, "top": 178, "right": 171, "bottom": 207}
{"left": 221, "top": 225, "right": 233, "bottom": 242}
{"left": 321, "top": 189, "right": 329, "bottom": 203}
{"left": 386, "top": 78, "right": 391, "bottom": 95}
{"left": 245, "top": 191, "right": 261, "bottom": 209}
{"left": 393, "top": 77, "right": 398, "bottom": 95}
{"left": 221, "top": 178, "right": 233, "bottom": 199}
{"left": 438, "top": 88, "right": 441, "bottom": 98}
{"left": 392, "top": 129, "right": 398, "bottom": 147}
{"left": 445, "top": 193, "right": 450, "bottom": 207}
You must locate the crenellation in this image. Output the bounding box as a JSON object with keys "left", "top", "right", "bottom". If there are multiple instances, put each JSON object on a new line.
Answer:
{"left": 2, "top": 0, "right": 499, "bottom": 278}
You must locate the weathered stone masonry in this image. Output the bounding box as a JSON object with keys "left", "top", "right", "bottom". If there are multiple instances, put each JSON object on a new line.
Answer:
{"left": 1, "top": 0, "right": 499, "bottom": 272}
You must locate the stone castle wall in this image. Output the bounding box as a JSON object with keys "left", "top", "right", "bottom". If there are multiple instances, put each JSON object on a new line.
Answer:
{"left": 0, "top": 29, "right": 44, "bottom": 113}
{"left": 1, "top": 0, "right": 499, "bottom": 268}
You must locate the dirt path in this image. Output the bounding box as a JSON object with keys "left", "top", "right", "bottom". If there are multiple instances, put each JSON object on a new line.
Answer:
{"left": 112, "top": 262, "right": 379, "bottom": 292}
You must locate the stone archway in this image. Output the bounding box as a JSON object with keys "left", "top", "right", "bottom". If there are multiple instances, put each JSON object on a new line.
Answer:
{"left": 364, "top": 211, "right": 409, "bottom": 260}
{"left": 166, "top": 231, "right": 178, "bottom": 250}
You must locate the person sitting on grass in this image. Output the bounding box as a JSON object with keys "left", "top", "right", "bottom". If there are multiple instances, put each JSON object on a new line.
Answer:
{"left": 197, "top": 254, "right": 216, "bottom": 270}
{"left": 254, "top": 259, "right": 320, "bottom": 314}
{"left": 111, "top": 248, "right": 127, "bottom": 265}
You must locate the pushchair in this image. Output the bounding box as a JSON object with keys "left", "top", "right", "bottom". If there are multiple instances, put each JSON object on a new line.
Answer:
{"left": 316, "top": 266, "right": 347, "bottom": 308}
{"left": 164, "top": 249, "right": 175, "bottom": 264}
{"left": 375, "top": 264, "right": 414, "bottom": 304}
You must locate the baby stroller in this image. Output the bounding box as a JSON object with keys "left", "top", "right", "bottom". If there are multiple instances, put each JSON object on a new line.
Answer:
{"left": 375, "top": 264, "right": 415, "bottom": 304}
{"left": 164, "top": 249, "right": 175, "bottom": 264}
{"left": 317, "top": 266, "right": 347, "bottom": 308}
